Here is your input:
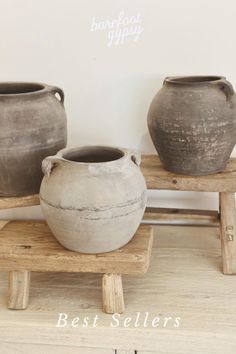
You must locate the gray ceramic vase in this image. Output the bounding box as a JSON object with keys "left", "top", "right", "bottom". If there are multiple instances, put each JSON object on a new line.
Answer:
{"left": 0, "top": 82, "right": 67, "bottom": 196}
{"left": 147, "top": 76, "right": 236, "bottom": 175}
{"left": 40, "top": 146, "right": 147, "bottom": 253}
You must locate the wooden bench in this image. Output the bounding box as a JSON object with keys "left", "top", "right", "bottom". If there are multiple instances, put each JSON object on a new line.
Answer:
{"left": 141, "top": 155, "right": 236, "bottom": 274}
{"left": 0, "top": 220, "right": 153, "bottom": 313}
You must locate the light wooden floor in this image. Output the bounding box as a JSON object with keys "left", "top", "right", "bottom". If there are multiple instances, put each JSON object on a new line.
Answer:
{"left": 0, "top": 225, "right": 236, "bottom": 354}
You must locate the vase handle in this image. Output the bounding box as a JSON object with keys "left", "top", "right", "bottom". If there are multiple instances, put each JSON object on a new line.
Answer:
{"left": 42, "top": 156, "right": 63, "bottom": 177}
{"left": 130, "top": 151, "right": 141, "bottom": 166}
{"left": 213, "top": 78, "right": 234, "bottom": 101}
{"left": 48, "top": 85, "right": 65, "bottom": 105}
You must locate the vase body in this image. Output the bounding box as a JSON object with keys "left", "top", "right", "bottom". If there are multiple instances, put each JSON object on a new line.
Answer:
{"left": 147, "top": 76, "right": 236, "bottom": 175}
{"left": 40, "top": 146, "right": 147, "bottom": 253}
{"left": 0, "top": 82, "right": 67, "bottom": 196}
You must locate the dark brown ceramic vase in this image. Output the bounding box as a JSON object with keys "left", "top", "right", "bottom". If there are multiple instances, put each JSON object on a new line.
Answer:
{"left": 0, "top": 82, "right": 67, "bottom": 196}
{"left": 147, "top": 76, "right": 236, "bottom": 175}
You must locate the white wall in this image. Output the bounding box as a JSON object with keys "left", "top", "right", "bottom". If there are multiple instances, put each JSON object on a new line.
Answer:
{"left": 0, "top": 0, "right": 235, "bottom": 219}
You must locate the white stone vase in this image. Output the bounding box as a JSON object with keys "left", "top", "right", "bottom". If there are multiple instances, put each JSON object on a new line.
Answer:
{"left": 40, "top": 146, "right": 147, "bottom": 253}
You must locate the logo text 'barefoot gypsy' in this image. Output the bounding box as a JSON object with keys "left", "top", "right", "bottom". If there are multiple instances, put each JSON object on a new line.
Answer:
{"left": 90, "top": 11, "right": 143, "bottom": 46}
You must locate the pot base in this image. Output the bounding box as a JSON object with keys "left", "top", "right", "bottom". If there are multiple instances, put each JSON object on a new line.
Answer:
{"left": 163, "top": 164, "right": 228, "bottom": 177}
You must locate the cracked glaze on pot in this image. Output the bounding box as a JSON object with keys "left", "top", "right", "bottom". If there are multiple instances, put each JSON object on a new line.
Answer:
{"left": 40, "top": 146, "right": 147, "bottom": 253}
{"left": 147, "top": 76, "right": 236, "bottom": 175}
{"left": 0, "top": 82, "right": 67, "bottom": 196}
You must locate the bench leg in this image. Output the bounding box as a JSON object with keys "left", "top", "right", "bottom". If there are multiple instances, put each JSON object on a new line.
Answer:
{"left": 102, "top": 273, "right": 124, "bottom": 314}
{"left": 8, "top": 270, "right": 31, "bottom": 309}
{"left": 219, "top": 192, "right": 236, "bottom": 274}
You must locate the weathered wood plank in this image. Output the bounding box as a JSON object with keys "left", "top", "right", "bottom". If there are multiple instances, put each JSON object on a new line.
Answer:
{"left": 0, "top": 194, "right": 39, "bottom": 210}
{"left": 143, "top": 207, "right": 219, "bottom": 226}
{"left": 0, "top": 221, "right": 153, "bottom": 275}
{"left": 141, "top": 155, "right": 236, "bottom": 192}
{"left": 8, "top": 270, "right": 31, "bottom": 309}
{"left": 102, "top": 274, "right": 124, "bottom": 314}
{"left": 219, "top": 192, "right": 236, "bottom": 274}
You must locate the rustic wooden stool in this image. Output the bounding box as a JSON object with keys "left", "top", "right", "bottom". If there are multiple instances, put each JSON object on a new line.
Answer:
{"left": 0, "top": 219, "right": 153, "bottom": 313}
{"left": 141, "top": 155, "right": 236, "bottom": 275}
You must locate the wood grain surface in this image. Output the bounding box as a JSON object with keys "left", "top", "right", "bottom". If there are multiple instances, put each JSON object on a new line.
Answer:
{"left": 141, "top": 155, "right": 236, "bottom": 192}
{"left": 220, "top": 192, "right": 236, "bottom": 274}
{"left": 0, "top": 221, "right": 153, "bottom": 274}
{"left": 0, "top": 194, "right": 39, "bottom": 209}
{"left": 102, "top": 274, "right": 125, "bottom": 314}
{"left": 8, "top": 270, "right": 31, "bottom": 309}
{"left": 143, "top": 207, "right": 219, "bottom": 226}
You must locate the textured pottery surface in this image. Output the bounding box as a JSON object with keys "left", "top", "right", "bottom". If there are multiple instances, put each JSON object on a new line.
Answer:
{"left": 0, "top": 82, "right": 67, "bottom": 196}
{"left": 40, "top": 146, "right": 147, "bottom": 253}
{"left": 147, "top": 76, "right": 236, "bottom": 175}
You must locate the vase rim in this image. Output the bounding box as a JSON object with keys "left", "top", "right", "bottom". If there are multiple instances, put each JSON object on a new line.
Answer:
{"left": 0, "top": 82, "right": 50, "bottom": 96}
{"left": 164, "top": 75, "right": 225, "bottom": 85}
{"left": 57, "top": 145, "right": 129, "bottom": 166}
